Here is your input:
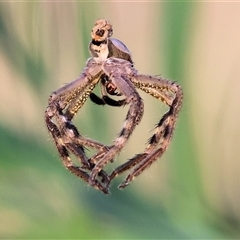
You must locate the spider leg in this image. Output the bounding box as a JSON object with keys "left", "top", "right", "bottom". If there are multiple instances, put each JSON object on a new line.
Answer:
{"left": 134, "top": 75, "right": 183, "bottom": 151}
{"left": 108, "top": 74, "right": 183, "bottom": 188}
{"left": 45, "top": 58, "right": 110, "bottom": 193}
{"left": 88, "top": 58, "right": 144, "bottom": 186}
{"left": 60, "top": 115, "right": 110, "bottom": 183}
{"left": 45, "top": 109, "right": 109, "bottom": 194}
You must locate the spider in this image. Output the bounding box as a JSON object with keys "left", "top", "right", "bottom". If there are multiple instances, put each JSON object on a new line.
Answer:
{"left": 45, "top": 19, "right": 183, "bottom": 194}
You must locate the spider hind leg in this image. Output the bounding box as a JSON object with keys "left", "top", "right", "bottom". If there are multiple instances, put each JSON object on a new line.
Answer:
{"left": 107, "top": 74, "right": 183, "bottom": 189}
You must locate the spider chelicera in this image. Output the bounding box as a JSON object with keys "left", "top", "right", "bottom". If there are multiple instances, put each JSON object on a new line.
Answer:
{"left": 45, "top": 19, "right": 183, "bottom": 194}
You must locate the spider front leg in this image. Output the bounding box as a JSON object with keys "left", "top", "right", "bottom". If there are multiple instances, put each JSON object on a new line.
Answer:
{"left": 45, "top": 58, "right": 111, "bottom": 194}
{"left": 88, "top": 58, "right": 144, "bottom": 186}
{"left": 108, "top": 74, "right": 183, "bottom": 189}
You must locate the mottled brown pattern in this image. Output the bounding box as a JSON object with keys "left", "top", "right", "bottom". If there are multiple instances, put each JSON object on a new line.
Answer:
{"left": 45, "top": 19, "right": 183, "bottom": 194}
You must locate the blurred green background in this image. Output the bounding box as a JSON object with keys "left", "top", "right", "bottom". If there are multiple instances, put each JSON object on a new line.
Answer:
{"left": 1, "top": 2, "right": 240, "bottom": 239}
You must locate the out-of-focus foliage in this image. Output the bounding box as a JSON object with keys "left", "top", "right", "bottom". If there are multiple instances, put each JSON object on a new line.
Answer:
{"left": 1, "top": 2, "right": 240, "bottom": 239}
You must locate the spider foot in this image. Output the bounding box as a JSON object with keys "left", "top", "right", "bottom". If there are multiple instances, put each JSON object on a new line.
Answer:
{"left": 118, "top": 180, "right": 129, "bottom": 189}
{"left": 105, "top": 153, "right": 147, "bottom": 189}
{"left": 118, "top": 171, "right": 135, "bottom": 189}
{"left": 88, "top": 165, "right": 112, "bottom": 188}
{"left": 91, "top": 179, "right": 110, "bottom": 195}
{"left": 81, "top": 163, "right": 110, "bottom": 185}
{"left": 119, "top": 149, "right": 164, "bottom": 189}
{"left": 88, "top": 148, "right": 116, "bottom": 187}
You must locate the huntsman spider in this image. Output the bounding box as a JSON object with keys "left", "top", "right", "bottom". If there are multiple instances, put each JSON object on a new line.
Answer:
{"left": 45, "top": 19, "right": 183, "bottom": 194}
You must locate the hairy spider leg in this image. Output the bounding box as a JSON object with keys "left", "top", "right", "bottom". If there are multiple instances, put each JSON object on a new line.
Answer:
{"left": 47, "top": 59, "right": 107, "bottom": 156}
{"left": 88, "top": 58, "right": 144, "bottom": 186}
{"left": 45, "top": 106, "right": 109, "bottom": 194}
{"left": 45, "top": 58, "right": 111, "bottom": 194}
{"left": 46, "top": 18, "right": 183, "bottom": 193}
{"left": 107, "top": 75, "right": 183, "bottom": 189}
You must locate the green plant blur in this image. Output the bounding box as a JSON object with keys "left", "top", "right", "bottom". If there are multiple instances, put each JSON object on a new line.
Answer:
{"left": 1, "top": 2, "right": 240, "bottom": 239}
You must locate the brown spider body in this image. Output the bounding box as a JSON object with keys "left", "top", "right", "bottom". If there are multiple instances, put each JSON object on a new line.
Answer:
{"left": 45, "top": 19, "right": 183, "bottom": 194}
{"left": 89, "top": 19, "right": 132, "bottom": 63}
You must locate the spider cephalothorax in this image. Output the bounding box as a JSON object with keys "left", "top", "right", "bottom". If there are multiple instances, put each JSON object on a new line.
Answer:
{"left": 45, "top": 19, "right": 183, "bottom": 194}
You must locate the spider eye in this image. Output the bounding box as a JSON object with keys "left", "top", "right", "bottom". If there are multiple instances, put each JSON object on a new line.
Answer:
{"left": 96, "top": 29, "right": 105, "bottom": 37}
